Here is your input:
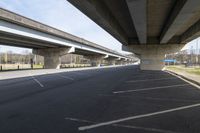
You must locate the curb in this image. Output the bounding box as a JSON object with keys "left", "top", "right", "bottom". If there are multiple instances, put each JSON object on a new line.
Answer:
{"left": 164, "top": 70, "right": 200, "bottom": 87}
{"left": 0, "top": 64, "right": 135, "bottom": 80}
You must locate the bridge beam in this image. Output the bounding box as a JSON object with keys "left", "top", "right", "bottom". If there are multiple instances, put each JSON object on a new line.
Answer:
{"left": 160, "top": 0, "right": 200, "bottom": 44}
{"left": 126, "top": 0, "right": 147, "bottom": 44}
{"left": 67, "top": 0, "right": 128, "bottom": 45}
{"left": 33, "top": 47, "right": 75, "bottom": 69}
{"left": 127, "top": 44, "right": 184, "bottom": 70}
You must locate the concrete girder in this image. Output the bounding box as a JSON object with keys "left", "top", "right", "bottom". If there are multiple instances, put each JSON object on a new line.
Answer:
{"left": 0, "top": 32, "right": 59, "bottom": 48}
{"left": 0, "top": 37, "right": 47, "bottom": 49}
{"left": 181, "top": 19, "right": 200, "bottom": 43}
{"left": 160, "top": 0, "right": 200, "bottom": 44}
{"left": 126, "top": 0, "right": 147, "bottom": 44}
{"left": 0, "top": 10, "right": 125, "bottom": 58}
{"left": 0, "top": 8, "right": 112, "bottom": 52}
{"left": 67, "top": 0, "right": 128, "bottom": 45}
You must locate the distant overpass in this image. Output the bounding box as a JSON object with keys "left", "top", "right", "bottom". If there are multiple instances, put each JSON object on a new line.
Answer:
{"left": 67, "top": 0, "right": 200, "bottom": 70}
{"left": 0, "top": 8, "right": 134, "bottom": 69}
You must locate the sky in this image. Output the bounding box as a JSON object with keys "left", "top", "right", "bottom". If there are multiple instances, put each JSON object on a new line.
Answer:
{"left": 0, "top": 0, "right": 199, "bottom": 54}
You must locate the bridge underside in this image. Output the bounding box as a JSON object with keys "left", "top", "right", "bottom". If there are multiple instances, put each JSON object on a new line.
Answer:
{"left": 67, "top": 0, "right": 200, "bottom": 70}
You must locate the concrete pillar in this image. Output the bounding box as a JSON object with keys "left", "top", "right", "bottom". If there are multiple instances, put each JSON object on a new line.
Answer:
{"left": 140, "top": 53, "right": 165, "bottom": 70}
{"left": 91, "top": 58, "right": 101, "bottom": 67}
{"left": 115, "top": 58, "right": 123, "bottom": 65}
{"left": 129, "top": 44, "right": 184, "bottom": 70}
{"left": 105, "top": 57, "right": 118, "bottom": 65}
{"left": 33, "top": 47, "right": 74, "bottom": 69}
{"left": 84, "top": 55, "right": 106, "bottom": 67}
{"left": 108, "top": 60, "right": 116, "bottom": 65}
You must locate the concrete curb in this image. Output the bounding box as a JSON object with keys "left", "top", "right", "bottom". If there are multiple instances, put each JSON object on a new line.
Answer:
{"left": 164, "top": 70, "right": 200, "bottom": 87}
{"left": 0, "top": 64, "right": 134, "bottom": 80}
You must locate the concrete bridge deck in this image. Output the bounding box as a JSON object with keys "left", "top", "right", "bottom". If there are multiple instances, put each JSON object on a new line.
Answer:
{"left": 67, "top": 0, "right": 200, "bottom": 70}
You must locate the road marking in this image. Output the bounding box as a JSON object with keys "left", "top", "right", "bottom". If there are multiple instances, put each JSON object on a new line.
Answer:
{"left": 113, "top": 84, "right": 190, "bottom": 94}
{"left": 56, "top": 74, "right": 74, "bottom": 80}
{"left": 98, "top": 94, "right": 198, "bottom": 103}
{"left": 126, "top": 77, "right": 177, "bottom": 83}
{"left": 65, "top": 117, "right": 179, "bottom": 133}
{"left": 113, "top": 124, "right": 180, "bottom": 133}
{"left": 78, "top": 102, "right": 200, "bottom": 131}
{"left": 31, "top": 76, "right": 44, "bottom": 87}
{"left": 29, "top": 73, "right": 44, "bottom": 88}
{"left": 65, "top": 117, "right": 92, "bottom": 123}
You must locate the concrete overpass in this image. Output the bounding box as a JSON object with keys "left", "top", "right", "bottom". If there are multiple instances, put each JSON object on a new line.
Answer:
{"left": 0, "top": 8, "right": 134, "bottom": 69}
{"left": 67, "top": 0, "right": 200, "bottom": 70}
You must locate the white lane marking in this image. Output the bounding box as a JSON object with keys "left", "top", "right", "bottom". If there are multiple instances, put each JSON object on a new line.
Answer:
{"left": 65, "top": 117, "right": 92, "bottom": 123}
{"left": 78, "top": 102, "right": 200, "bottom": 131}
{"left": 29, "top": 73, "right": 44, "bottom": 88}
{"left": 98, "top": 94, "right": 198, "bottom": 103}
{"left": 126, "top": 77, "right": 176, "bottom": 83}
{"left": 65, "top": 117, "right": 180, "bottom": 133}
{"left": 56, "top": 74, "right": 74, "bottom": 80}
{"left": 31, "top": 76, "right": 44, "bottom": 88}
{"left": 114, "top": 124, "right": 180, "bottom": 133}
{"left": 113, "top": 84, "right": 190, "bottom": 94}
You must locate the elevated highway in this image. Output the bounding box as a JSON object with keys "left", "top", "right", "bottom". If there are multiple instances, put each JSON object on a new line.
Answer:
{"left": 0, "top": 8, "right": 133, "bottom": 68}
{"left": 67, "top": 0, "right": 200, "bottom": 70}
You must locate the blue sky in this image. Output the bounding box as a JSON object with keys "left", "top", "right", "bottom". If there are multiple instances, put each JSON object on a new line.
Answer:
{"left": 0, "top": 0, "right": 199, "bottom": 54}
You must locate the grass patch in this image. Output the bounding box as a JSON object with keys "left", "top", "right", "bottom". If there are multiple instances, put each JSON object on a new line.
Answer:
{"left": 33, "top": 64, "right": 43, "bottom": 69}
{"left": 166, "top": 65, "right": 200, "bottom": 75}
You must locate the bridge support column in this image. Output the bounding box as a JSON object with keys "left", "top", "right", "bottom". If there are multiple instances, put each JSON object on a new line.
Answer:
{"left": 84, "top": 55, "right": 106, "bottom": 67}
{"left": 140, "top": 54, "right": 165, "bottom": 70}
{"left": 33, "top": 47, "right": 74, "bottom": 69}
{"left": 108, "top": 60, "right": 116, "bottom": 65}
{"left": 105, "top": 57, "right": 117, "bottom": 65}
{"left": 115, "top": 59, "right": 122, "bottom": 65}
{"left": 129, "top": 44, "right": 184, "bottom": 70}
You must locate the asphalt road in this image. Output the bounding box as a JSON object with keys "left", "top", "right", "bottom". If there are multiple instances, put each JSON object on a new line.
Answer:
{"left": 0, "top": 65, "right": 200, "bottom": 133}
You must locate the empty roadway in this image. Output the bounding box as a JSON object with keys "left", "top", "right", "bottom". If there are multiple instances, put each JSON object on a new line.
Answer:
{"left": 0, "top": 65, "right": 200, "bottom": 133}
